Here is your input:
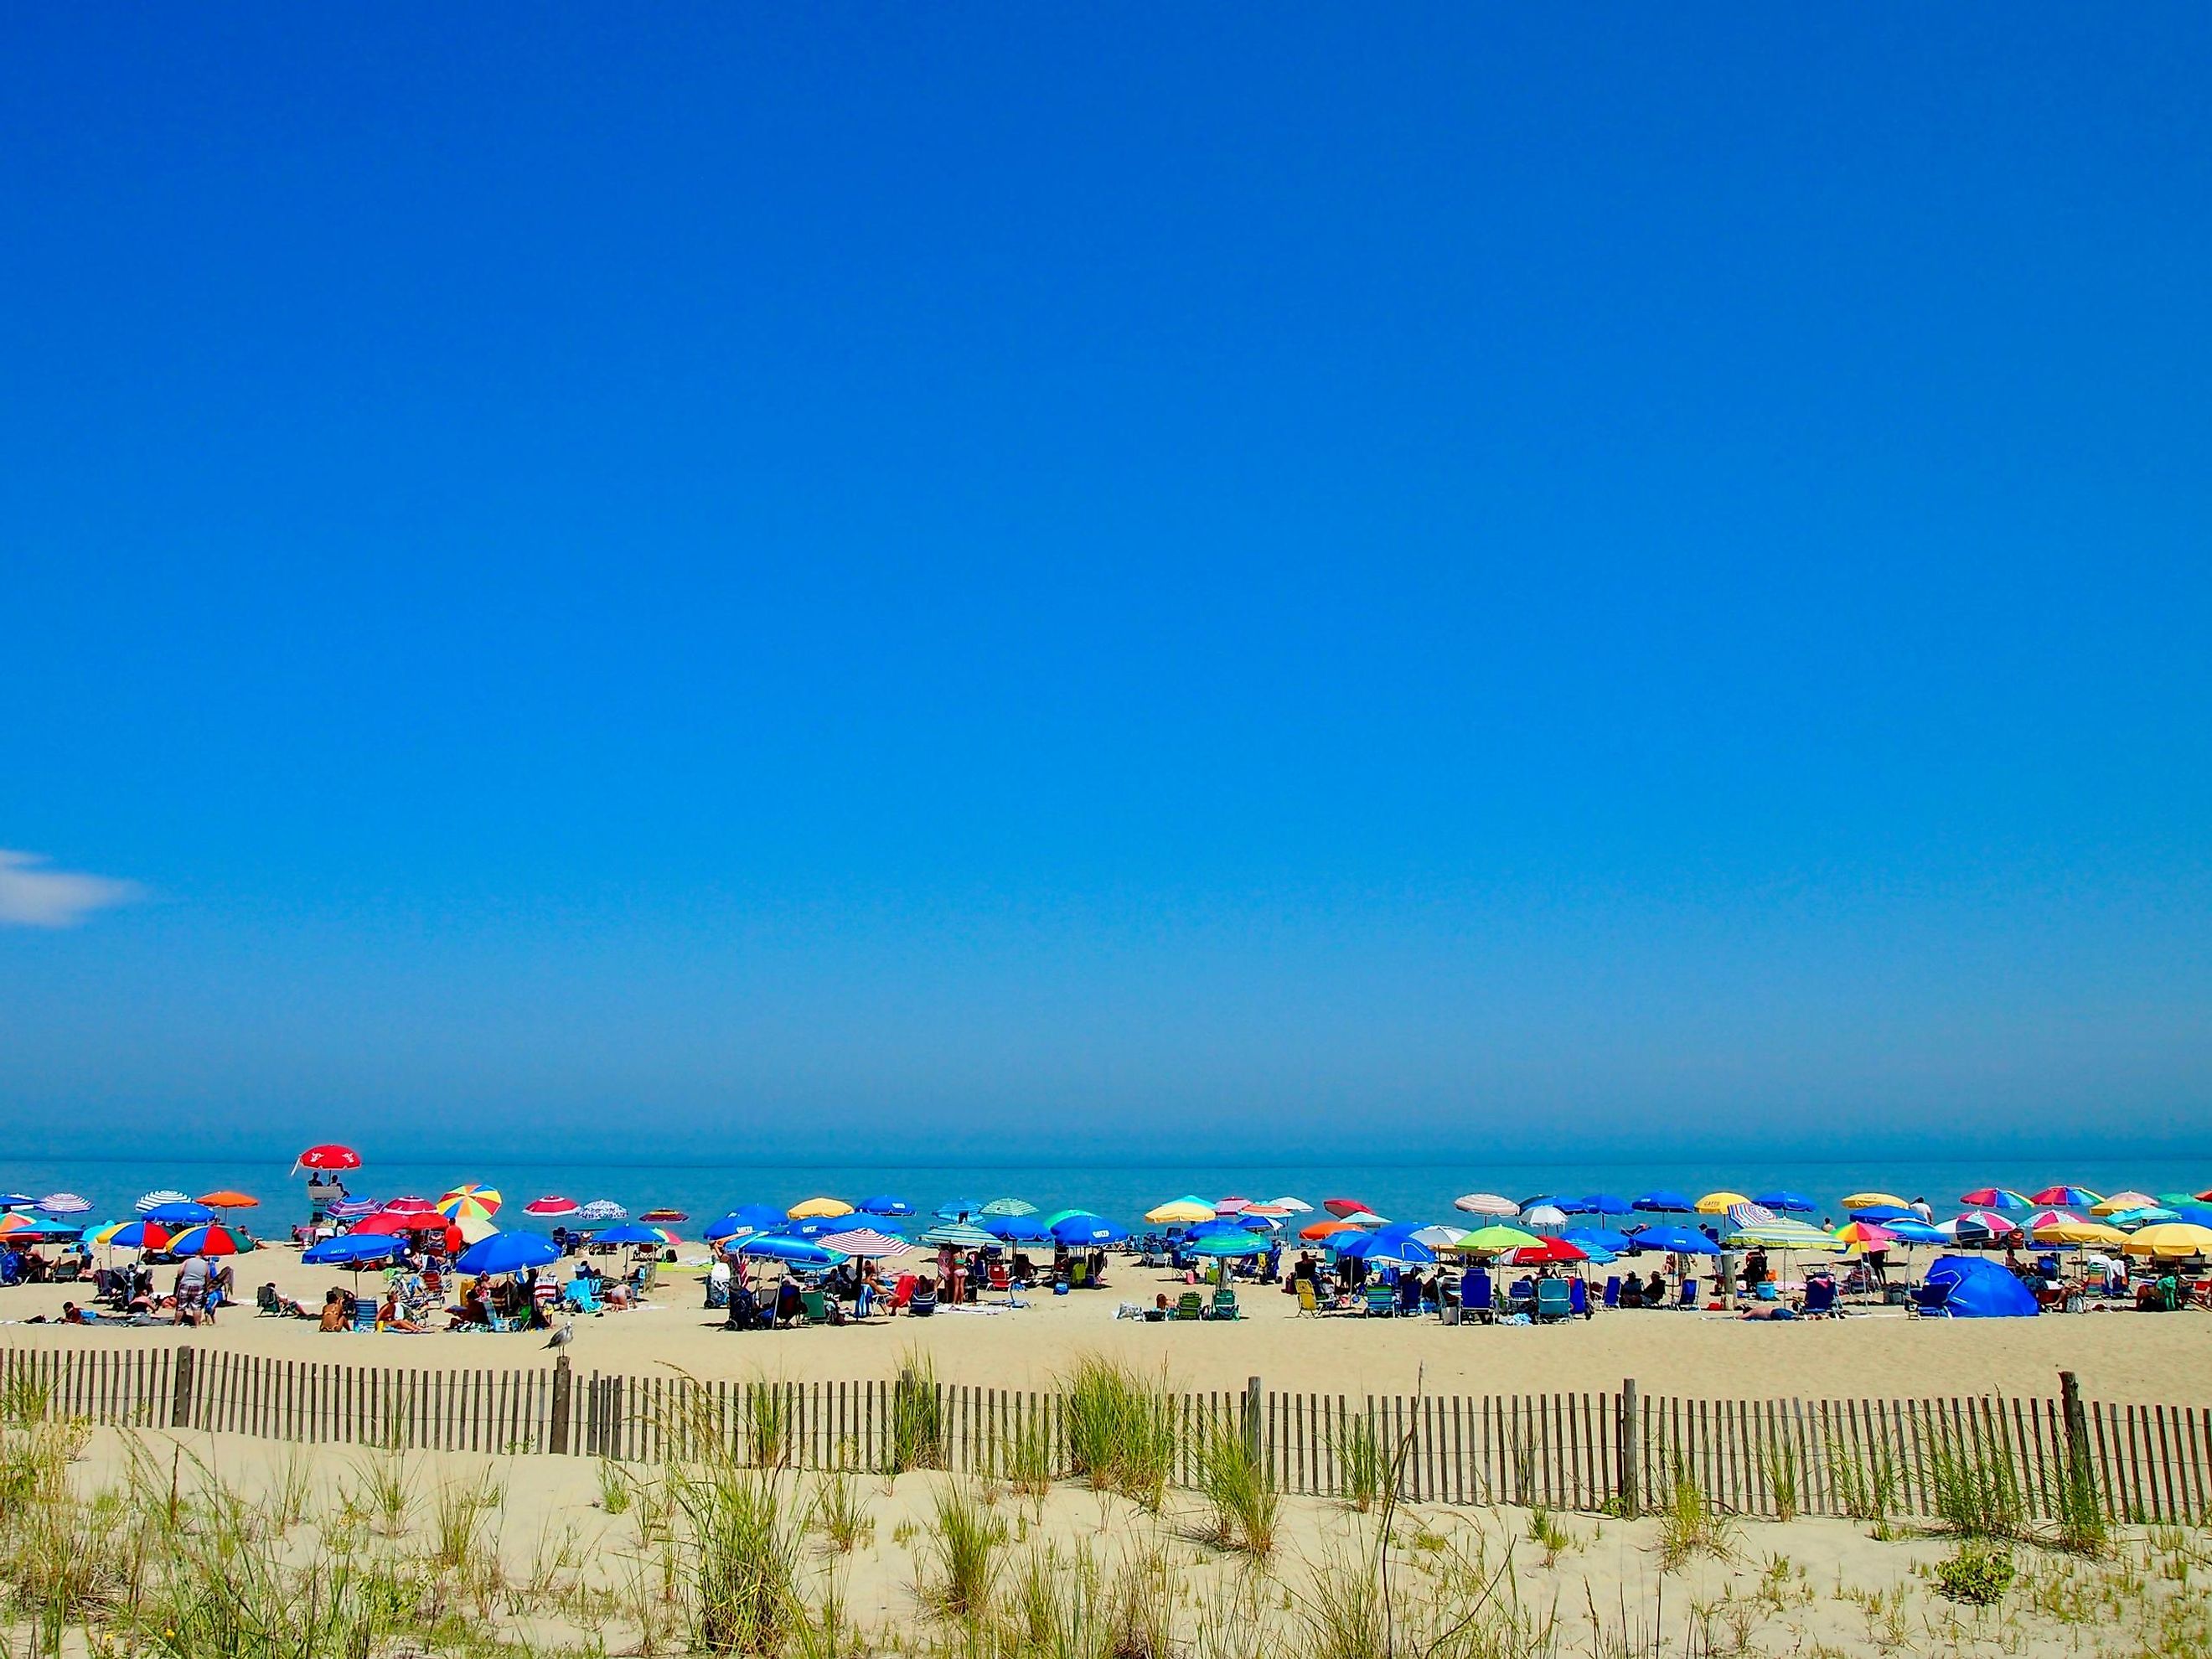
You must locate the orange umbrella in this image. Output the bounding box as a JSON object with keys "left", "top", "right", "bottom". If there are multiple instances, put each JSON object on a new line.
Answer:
{"left": 196, "top": 1191, "right": 260, "bottom": 1209}
{"left": 1300, "top": 1218, "right": 1361, "bottom": 1241}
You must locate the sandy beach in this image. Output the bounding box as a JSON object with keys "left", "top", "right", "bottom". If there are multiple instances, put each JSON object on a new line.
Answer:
{"left": 3, "top": 1243, "right": 2204, "bottom": 1408}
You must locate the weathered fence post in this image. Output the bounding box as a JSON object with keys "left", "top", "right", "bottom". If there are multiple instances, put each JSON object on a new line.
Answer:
{"left": 550, "top": 1356, "right": 573, "bottom": 1454}
{"left": 1244, "top": 1375, "right": 1263, "bottom": 1465}
{"left": 1616, "top": 1378, "right": 1639, "bottom": 1515}
{"left": 171, "top": 1346, "right": 196, "bottom": 1429}
{"left": 2060, "top": 1370, "right": 2091, "bottom": 1493}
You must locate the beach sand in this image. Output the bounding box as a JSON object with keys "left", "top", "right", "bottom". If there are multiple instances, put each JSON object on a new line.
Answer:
{"left": 2, "top": 1244, "right": 2205, "bottom": 1407}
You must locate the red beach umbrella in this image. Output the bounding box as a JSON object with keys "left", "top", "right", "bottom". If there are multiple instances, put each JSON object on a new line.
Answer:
{"left": 1322, "top": 1198, "right": 1372, "bottom": 1218}
{"left": 296, "top": 1145, "right": 362, "bottom": 1171}
{"left": 525, "top": 1196, "right": 580, "bottom": 1217}
{"left": 382, "top": 1196, "right": 436, "bottom": 1213}
{"left": 1300, "top": 1218, "right": 1360, "bottom": 1241}
{"left": 1510, "top": 1236, "right": 1589, "bottom": 1265}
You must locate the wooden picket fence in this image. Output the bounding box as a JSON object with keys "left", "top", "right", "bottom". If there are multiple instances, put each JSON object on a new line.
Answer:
{"left": 3, "top": 1346, "right": 2205, "bottom": 1525}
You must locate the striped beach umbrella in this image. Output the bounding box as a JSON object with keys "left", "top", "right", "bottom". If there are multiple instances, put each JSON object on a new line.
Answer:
{"left": 135, "top": 1189, "right": 190, "bottom": 1213}
{"left": 437, "top": 1184, "right": 503, "bottom": 1222}
{"left": 167, "top": 1224, "right": 244, "bottom": 1257}
{"left": 327, "top": 1196, "right": 380, "bottom": 1219}
{"left": 1454, "top": 1193, "right": 1519, "bottom": 1217}
{"left": 36, "top": 1193, "right": 91, "bottom": 1216}
{"left": 576, "top": 1199, "right": 627, "bottom": 1222}
{"left": 524, "top": 1196, "right": 579, "bottom": 1217}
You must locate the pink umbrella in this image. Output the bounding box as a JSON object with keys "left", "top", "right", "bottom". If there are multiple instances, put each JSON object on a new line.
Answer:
{"left": 525, "top": 1196, "right": 580, "bottom": 1217}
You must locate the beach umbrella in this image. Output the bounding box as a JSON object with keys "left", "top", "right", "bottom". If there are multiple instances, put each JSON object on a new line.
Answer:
{"left": 1832, "top": 1222, "right": 1894, "bottom": 1249}
{"left": 1632, "top": 1191, "right": 1693, "bottom": 1213}
{"left": 1627, "top": 1225, "right": 1719, "bottom": 1257}
{"left": 860, "top": 1195, "right": 915, "bottom": 1217}
{"left": 1299, "top": 1218, "right": 1360, "bottom": 1242}
{"left": 1051, "top": 1213, "right": 1128, "bottom": 1246}
{"left": 737, "top": 1235, "right": 848, "bottom": 1267}
{"left": 1454, "top": 1224, "right": 1543, "bottom": 1254}
{"left": 934, "top": 1198, "right": 985, "bottom": 1220}
{"left": 455, "top": 1231, "right": 561, "bottom": 1275}
{"left": 589, "top": 1222, "right": 667, "bottom": 1247}
{"left": 2106, "top": 1207, "right": 2180, "bottom": 1227}
{"left": 1266, "top": 1196, "right": 1315, "bottom": 1213}
{"left": 383, "top": 1196, "right": 437, "bottom": 1214}
{"left": 919, "top": 1221, "right": 1000, "bottom": 1249}
{"left": 979, "top": 1197, "right": 1037, "bottom": 1217}
{"left": 577, "top": 1199, "right": 628, "bottom": 1222}
{"left": 788, "top": 1197, "right": 854, "bottom": 1221}
{"left": 1879, "top": 1218, "right": 1946, "bottom": 1244}
{"left": 1454, "top": 1193, "right": 1519, "bottom": 1217}
{"left": 818, "top": 1228, "right": 912, "bottom": 1258}
{"left": 0, "top": 1195, "right": 33, "bottom": 1209}
{"left": 1694, "top": 1191, "right": 1750, "bottom": 1214}
{"left": 2122, "top": 1223, "right": 2212, "bottom": 1258}
{"left": 1243, "top": 1202, "right": 1294, "bottom": 1218}
{"left": 1576, "top": 1194, "right": 1631, "bottom": 1217}
{"left": 1563, "top": 1226, "right": 1634, "bottom": 1255}
{"left": 327, "top": 1196, "right": 380, "bottom": 1218}
{"left": 1960, "top": 1188, "right": 2033, "bottom": 1212}
{"left": 1188, "top": 1233, "right": 1267, "bottom": 1258}
{"left": 1408, "top": 1224, "right": 1470, "bottom": 1248}
{"left": 166, "top": 1224, "right": 244, "bottom": 1257}
{"left": 1213, "top": 1196, "right": 1251, "bottom": 1214}
{"left": 350, "top": 1212, "right": 436, "bottom": 1236}
{"left": 102, "top": 1221, "right": 173, "bottom": 1251}
{"left": 1511, "top": 1237, "right": 1588, "bottom": 1266}
{"left": 2092, "top": 1192, "right": 2163, "bottom": 1217}
{"left": 1145, "top": 1198, "right": 1215, "bottom": 1225}
{"left": 1752, "top": 1191, "right": 1818, "bottom": 1213}
{"left": 144, "top": 1201, "right": 217, "bottom": 1227}
{"left": 1321, "top": 1198, "right": 1374, "bottom": 1218}
{"left": 1517, "top": 1196, "right": 1561, "bottom": 1213}
{"left": 2044, "top": 1218, "right": 2127, "bottom": 1247}
{"left": 1724, "top": 1203, "right": 1779, "bottom": 1230}
{"left": 1336, "top": 1234, "right": 1437, "bottom": 1267}
{"left": 438, "top": 1184, "right": 503, "bottom": 1221}
{"left": 1724, "top": 1219, "right": 1843, "bottom": 1251}
{"left": 303, "top": 1233, "right": 403, "bottom": 1265}
{"left": 984, "top": 1214, "right": 1052, "bottom": 1243}
{"left": 195, "top": 1191, "right": 259, "bottom": 1209}
{"left": 1839, "top": 1191, "right": 1906, "bottom": 1211}
{"left": 136, "top": 1189, "right": 191, "bottom": 1213}
{"left": 2155, "top": 1194, "right": 2201, "bottom": 1210}
{"left": 2025, "top": 1209, "right": 2087, "bottom": 1237}
{"left": 639, "top": 1209, "right": 688, "bottom": 1224}
{"left": 783, "top": 1217, "right": 842, "bottom": 1240}
{"left": 1848, "top": 1204, "right": 1915, "bottom": 1222}
{"left": 0, "top": 1215, "right": 78, "bottom": 1238}
{"left": 525, "top": 1196, "right": 580, "bottom": 1217}
{"left": 1334, "top": 1209, "right": 1391, "bottom": 1227}
{"left": 1949, "top": 1211, "right": 2022, "bottom": 1239}
{"left": 295, "top": 1145, "right": 362, "bottom": 1171}
{"left": 1522, "top": 1205, "right": 1569, "bottom": 1230}
{"left": 2032, "top": 1186, "right": 2104, "bottom": 1209}
{"left": 34, "top": 1193, "right": 90, "bottom": 1216}
{"left": 704, "top": 1205, "right": 787, "bottom": 1242}
{"left": 2196, "top": 1191, "right": 2212, "bottom": 1204}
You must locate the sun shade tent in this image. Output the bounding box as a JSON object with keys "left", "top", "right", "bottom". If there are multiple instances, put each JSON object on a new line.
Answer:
{"left": 1920, "top": 1255, "right": 2039, "bottom": 1317}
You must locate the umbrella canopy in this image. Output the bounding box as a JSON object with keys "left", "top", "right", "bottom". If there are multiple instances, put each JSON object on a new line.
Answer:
{"left": 1960, "top": 1188, "right": 2033, "bottom": 1212}
{"left": 455, "top": 1231, "right": 561, "bottom": 1275}
{"left": 704, "top": 1205, "right": 787, "bottom": 1242}
{"left": 1213, "top": 1196, "right": 1251, "bottom": 1214}
{"left": 1266, "top": 1196, "right": 1315, "bottom": 1213}
{"left": 35, "top": 1193, "right": 91, "bottom": 1216}
{"left": 1454, "top": 1193, "right": 1519, "bottom": 1217}
{"left": 1408, "top": 1224, "right": 1470, "bottom": 1248}
{"left": 1950, "top": 1210, "right": 2023, "bottom": 1238}
{"left": 1628, "top": 1225, "right": 1719, "bottom": 1256}
{"left": 1453, "top": 1224, "right": 1543, "bottom": 1253}
{"left": 0, "top": 1214, "right": 80, "bottom": 1238}
{"left": 327, "top": 1197, "right": 380, "bottom": 1219}
{"left": 1724, "top": 1219, "right": 1844, "bottom": 1251}
{"left": 918, "top": 1222, "right": 1000, "bottom": 1249}
{"left": 351, "top": 1212, "right": 443, "bottom": 1236}
{"left": 860, "top": 1195, "right": 915, "bottom": 1217}
{"left": 934, "top": 1198, "right": 985, "bottom": 1220}
{"left": 1632, "top": 1191, "right": 1693, "bottom": 1213}
{"left": 1243, "top": 1202, "right": 1294, "bottom": 1218}
{"left": 102, "top": 1220, "right": 173, "bottom": 1251}
{"left": 1511, "top": 1237, "right": 1589, "bottom": 1265}
{"left": 1832, "top": 1222, "right": 1894, "bottom": 1249}
{"left": 639, "top": 1209, "right": 689, "bottom": 1224}
{"left": 2122, "top": 1223, "right": 2212, "bottom": 1258}
{"left": 2043, "top": 1218, "right": 2128, "bottom": 1246}
{"left": 2092, "top": 1191, "right": 2160, "bottom": 1217}
{"left": 984, "top": 1214, "right": 1052, "bottom": 1242}
{"left": 2032, "top": 1186, "right": 2104, "bottom": 1209}
{"left": 1848, "top": 1204, "right": 1915, "bottom": 1222}
{"left": 295, "top": 1145, "right": 362, "bottom": 1171}
{"left": 383, "top": 1196, "right": 437, "bottom": 1213}
{"left": 525, "top": 1196, "right": 580, "bottom": 1217}
{"left": 1334, "top": 1209, "right": 1390, "bottom": 1227}
{"left": 818, "top": 1227, "right": 912, "bottom": 1258}
{"left": 1188, "top": 1233, "right": 1267, "bottom": 1258}
{"left": 303, "top": 1233, "right": 403, "bottom": 1265}
{"left": 136, "top": 1189, "right": 191, "bottom": 1213}
{"left": 1840, "top": 1191, "right": 1906, "bottom": 1211}
{"left": 2106, "top": 1206, "right": 2181, "bottom": 1227}
{"left": 1335, "top": 1234, "right": 1437, "bottom": 1267}
{"left": 2025, "top": 1208, "right": 2087, "bottom": 1237}
{"left": 1574, "top": 1194, "right": 1631, "bottom": 1216}
{"left": 438, "top": 1184, "right": 503, "bottom": 1221}
{"left": 1522, "top": 1205, "right": 1569, "bottom": 1229}
{"left": 592, "top": 1222, "right": 669, "bottom": 1246}
{"left": 166, "top": 1224, "right": 244, "bottom": 1257}
{"left": 1724, "top": 1202, "right": 1779, "bottom": 1229}
{"left": 1752, "top": 1191, "right": 1819, "bottom": 1213}
{"left": 195, "top": 1191, "right": 260, "bottom": 1209}
{"left": 1051, "top": 1213, "right": 1128, "bottom": 1245}
{"left": 1879, "top": 1218, "right": 1948, "bottom": 1244}
{"left": 143, "top": 1201, "right": 217, "bottom": 1227}
{"left": 1145, "top": 1198, "right": 1215, "bottom": 1225}
{"left": 576, "top": 1200, "right": 628, "bottom": 1222}
{"left": 979, "top": 1197, "right": 1037, "bottom": 1217}
{"left": 1299, "top": 1218, "right": 1361, "bottom": 1242}
{"left": 1695, "top": 1191, "right": 1750, "bottom": 1214}
{"left": 1563, "top": 1226, "right": 1634, "bottom": 1254}
{"left": 788, "top": 1197, "right": 854, "bottom": 1221}
{"left": 736, "top": 1235, "right": 847, "bottom": 1267}
{"left": 0, "top": 1195, "right": 33, "bottom": 1209}
{"left": 1321, "top": 1198, "right": 1374, "bottom": 1218}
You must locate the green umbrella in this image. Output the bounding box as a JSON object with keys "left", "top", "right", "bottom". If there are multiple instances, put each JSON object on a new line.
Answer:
{"left": 919, "top": 1222, "right": 999, "bottom": 1248}
{"left": 1188, "top": 1233, "right": 1265, "bottom": 1258}
{"left": 1453, "top": 1224, "right": 1542, "bottom": 1253}
{"left": 980, "top": 1197, "right": 1037, "bottom": 1217}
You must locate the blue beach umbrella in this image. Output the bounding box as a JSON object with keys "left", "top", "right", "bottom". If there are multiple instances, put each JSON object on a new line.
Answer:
{"left": 984, "top": 1214, "right": 1052, "bottom": 1243}
{"left": 455, "top": 1231, "right": 561, "bottom": 1275}
{"left": 103, "top": 1220, "right": 174, "bottom": 1250}
{"left": 736, "top": 1236, "right": 846, "bottom": 1267}
{"left": 1849, "top": 1204, "right": 1915, "bottom": 1222}
{"left": 0, "top": 1194, "right": 35, "bottom": 1209}
{"left": 860, "top": 1195, "right": 914, "bottom": 1217}
{"left": 1188, "top": 1233, "right": 1266, "bottom": 1258}
{"left": 144, "top": 1201, "right": 217, "bottom": 1227}
{"left": 703, "top": 1205, "right": 786, "bottom": 1242}
{"left": 1632, "top": 1191, "right": 1694, "bottom": 1213}
{"left": 1563, "top": 1227, "right": 1633, "bottom": 1255}
{"left": 1879, "top": 1218, "right": 1947, "bottom": 1244}
{"left": 1753, "top": 1191, "right": 1818, "bottom": 1213}
{"left": 1576, "top": 1194, "right": 1631, "bottom": 1217}
{"left": 304, "top": 1233, "right": 405, "bottom": 1266}
{"left": 1051, "top": 1213, "right": 1128, "bottom": 1245}
{"left": 592, "top": 1223, "right": 668, "bottom": 1246}
{"left": 934, "top": 1198, "right": 985, "bottom": 1221}
{"left": 1336, "top": 1233, "right": 1438, "bottom": 1267}
{"left": 1627, "top": 1225, "right": 1720, "bottom": 1257}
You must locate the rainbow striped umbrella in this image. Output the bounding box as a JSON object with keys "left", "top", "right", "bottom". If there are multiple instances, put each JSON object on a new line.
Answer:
{"left": 437, "top": 1184, "right": 503, "bottom": 1222}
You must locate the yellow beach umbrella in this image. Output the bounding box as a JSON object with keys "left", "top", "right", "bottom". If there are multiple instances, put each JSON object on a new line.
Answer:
{"left": 2122, "top": 1222, "right": 2212, "bottom": 1258}
{"left": 788, "top": 1197, "right": 855, "bottom": 1220}
{"left": 2044, "top": 1218, "right": 2127, "bottom": 1247}
{"left": 1695, "top": 1191, "right": 1750, "bottom": 1214}
{"left": 1841, "top": 1192, "right": 1906, "bottom": 1210}
{"left": 1145, "top": 1198, "right": 1216, "bottom": 1225}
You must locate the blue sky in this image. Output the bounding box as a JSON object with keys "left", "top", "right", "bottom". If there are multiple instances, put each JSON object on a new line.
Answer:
{"left": 3, "top": 8, "right": 2207, "bottom": 1160}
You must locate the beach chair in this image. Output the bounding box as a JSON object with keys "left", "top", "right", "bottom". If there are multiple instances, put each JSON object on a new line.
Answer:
{"left": 1460, "top": 1272, "right": 1492, "bottom": 1323}
{"left": 1602, "top": 1277, "right": 1620, "bottom": 1310}
{"left": 1208, "top": 1285, "right": 1241, "bottom": 1320}
{"left": 1675, "top": 1278, "right": 1699, "bottom": 1310}
{"left": 988, "top": 1262, "right": 1012, "bottom": 1295}
{"left": 1361, "top": 1283, "right": 1395, "bottom": 1317}
{"left": 1295, "top": 1279, "right": 1321, "bottom": 1317}
{"left": 1569, "top": 1278, "right": 1589, "bottom": 1318}
{"left": 562, "top": 1279, "right": 603, "bottom": 1315}
{"left": 1071, "top": 1259, "right": 1090, "bottom": 1289}
{"left": 256, "top": 1284, "right": 284, "bottom": 1317}
{"left": 800, "top": 1288, "right": 828, "bottom": 1325}
{"left": 53, "top": 1262, "right": 81, "bottom": 1284}
{"left": 1534, "top": 1279, "right": 1573, "bottom": 1323}
{"left": 910, "top": 1287, "right": 938, "bottom": 1317}
{"left": 886, "top": 1274, "right": 917, "bottom": 1315}
{"left": 1802, "top": 1277, "right": 1838, "bottom": 1317}
{"left": 1397, "top": 1275, "right": 1423, "bottom": 1315}
{"left": 352, "top": 1296, "right": 376, "bottom": 1331}
{"left": 1910, "top": 1279, "right": 1951, "bottom": 1317}
{"left": 1173, "top": 1290, "right": 1204, "bottom": 1321}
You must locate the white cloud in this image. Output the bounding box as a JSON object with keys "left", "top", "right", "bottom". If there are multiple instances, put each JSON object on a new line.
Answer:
{"left": 0, "top": 849, "right": 144, "bottom": 928}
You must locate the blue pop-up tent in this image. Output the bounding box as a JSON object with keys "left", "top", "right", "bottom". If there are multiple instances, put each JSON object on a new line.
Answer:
{"left": 1916, "top": 1254, "right": 2039, "bottom": 1319}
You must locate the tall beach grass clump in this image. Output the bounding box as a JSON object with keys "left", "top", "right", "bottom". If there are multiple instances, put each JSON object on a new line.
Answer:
{"left": 1194, "top": 1417, "right": 1278, "bottom": 1557}
{"left": 887, "top": 1350, "right": 948, "bottom": 1476}
{"left": 1060, "top": 1354, "right": 1176, "bottom": 1511}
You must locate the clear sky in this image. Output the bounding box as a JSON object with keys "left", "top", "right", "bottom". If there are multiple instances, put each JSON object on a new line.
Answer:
{"left": 3, "top": 8, "right": 2207, "bottom": 1163}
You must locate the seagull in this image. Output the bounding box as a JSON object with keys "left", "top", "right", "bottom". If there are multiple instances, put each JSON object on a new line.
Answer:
{"left": 544, "top": 1319, "right": 576, "bottom": 1351}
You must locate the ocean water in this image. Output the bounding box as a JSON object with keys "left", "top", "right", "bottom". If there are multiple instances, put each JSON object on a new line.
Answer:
{"left": 4, "top": 1153, "right": 2201, "bottom": 1235}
